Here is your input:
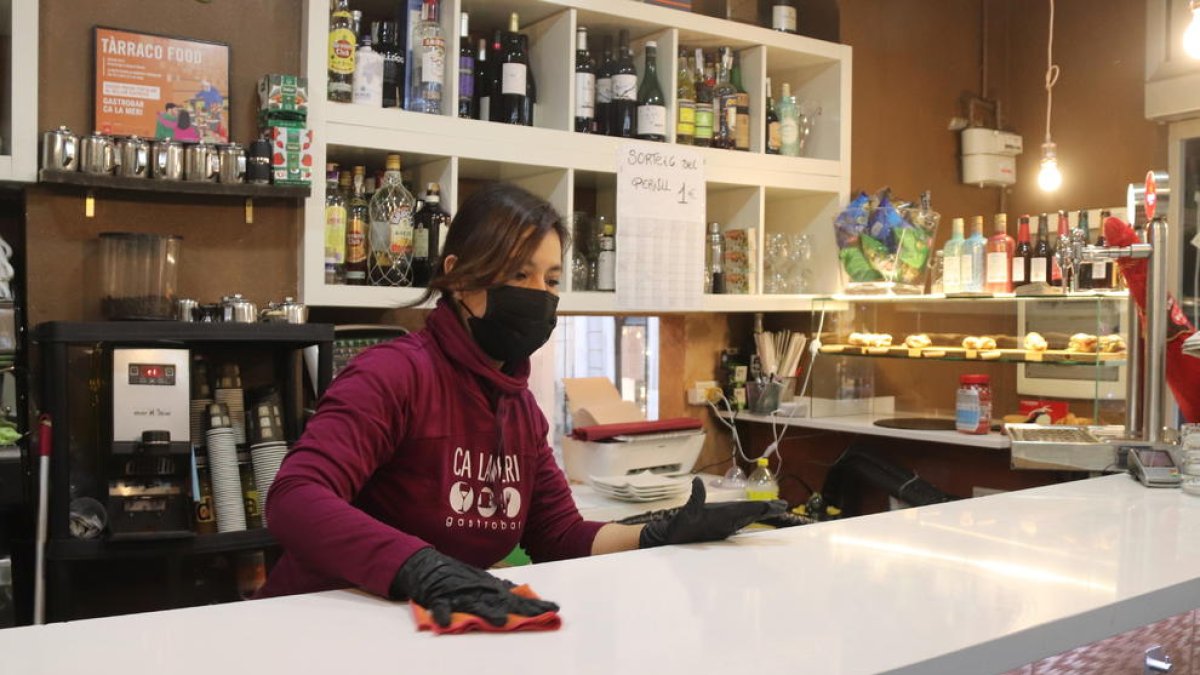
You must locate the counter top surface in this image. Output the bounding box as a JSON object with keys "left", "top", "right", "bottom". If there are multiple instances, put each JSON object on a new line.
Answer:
{"left": 5, "top": 475, "right": 1200, "bottom": 674}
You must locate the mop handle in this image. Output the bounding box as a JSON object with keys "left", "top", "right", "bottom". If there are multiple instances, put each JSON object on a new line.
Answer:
{"left": 33, "top": 414, "right": 51, "bottom": 625}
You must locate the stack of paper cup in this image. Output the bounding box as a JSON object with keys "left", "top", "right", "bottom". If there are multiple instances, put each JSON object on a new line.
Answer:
{"left": 190, "top": 398, "right": 213, "bottom": 448}
{"left": 214, "top": 364, "right": 246, "bottom": 446}
{"left": 204, "top": 402, "right": 246, "bottom": 533}
{"left": 248, "top": 397, "right": 289, "bottom": 525}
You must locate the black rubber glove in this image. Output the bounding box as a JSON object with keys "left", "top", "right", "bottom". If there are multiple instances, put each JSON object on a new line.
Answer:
{"left": 389, "top": 547, "right": 559, "bottom": 628}
{"left": 639, "top": 477, "right": 788, "bottom": 548}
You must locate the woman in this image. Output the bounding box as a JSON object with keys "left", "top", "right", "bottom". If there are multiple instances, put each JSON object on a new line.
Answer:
{"left": 260, "top": 183, "right": 782, "bottom": 627}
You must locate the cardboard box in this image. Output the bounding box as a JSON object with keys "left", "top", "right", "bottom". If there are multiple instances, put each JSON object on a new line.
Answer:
{"left": 265, "top": 126, "right": 313, "bottom": 186}
{"left": 562, "top": 377, "right": 704, "bottom": 482}
{"left": 257, "top": 74, "right": 308, "bottom": 118}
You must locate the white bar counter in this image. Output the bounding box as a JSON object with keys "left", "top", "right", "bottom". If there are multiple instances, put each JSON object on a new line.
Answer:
{"left": 4, "top": 474, "right": 1200, "bottom": 674}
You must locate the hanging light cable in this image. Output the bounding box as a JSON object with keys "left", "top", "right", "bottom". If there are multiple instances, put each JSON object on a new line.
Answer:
{"left": 1185, "top": 0, "right": 1200, "bottom": 59}
{"left": 1037, "top": 0, "right": 1063, "bottom": 192}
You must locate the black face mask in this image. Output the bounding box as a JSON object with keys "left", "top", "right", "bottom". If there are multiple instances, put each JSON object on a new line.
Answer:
{"left": 464, "top": 286, "right": 559, "bottom": 363}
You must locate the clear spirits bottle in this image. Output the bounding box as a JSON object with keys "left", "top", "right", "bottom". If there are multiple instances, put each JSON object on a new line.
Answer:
{"left": 368, "top": 154, "right": 417, "bottom": 286}
{"left": 409, "top": 0, "right": 446, "bottom": 115}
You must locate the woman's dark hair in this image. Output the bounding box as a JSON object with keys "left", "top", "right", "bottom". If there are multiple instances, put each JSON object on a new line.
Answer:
{"left": 177, "top": 110, "right": 192, "bottom": 130}
{"left": 411, "top": 182, "right": 568, "bottom": 307}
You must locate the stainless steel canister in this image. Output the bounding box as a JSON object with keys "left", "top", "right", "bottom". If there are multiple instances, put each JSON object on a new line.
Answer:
{"left": 151, "top": 140, "right": 185, "bottom": 180}
{"left": 79, "top": 131, "right": 117, "bottom": 175}
{"left": 175, "top": 298, "right": 198, "bottom": 322}
{"left": 184, "top": 143, "right": 219, "bottom": 182}
{"left": 115, "top": 136, "right": 150, "bottom": 178}
{"left": 279, "top": 297, "right": 308, "bottom": 324}
{"left": 41, "top": 126, "right": 78, "bottom": 171}
{"left": 222, "top": 294, "right": 258, "bottom": 323}
{"left": 217, "top": 144, "right": 246, "bottom": 184}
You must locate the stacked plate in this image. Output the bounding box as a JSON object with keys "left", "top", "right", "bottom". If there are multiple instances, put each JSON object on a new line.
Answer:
{"left": 250, "top": 441, "right": 288, "bottom": 525}
{"left": 589, "top": 472, "right": 692, "bottom": 502}
{"left": 205, "top": 403, "right": 246, "bottom": 533}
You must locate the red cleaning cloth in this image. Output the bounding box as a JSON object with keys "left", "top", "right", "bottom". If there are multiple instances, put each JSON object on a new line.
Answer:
{"left": 411, "top": 585, "right": 562, "bottom": 635}
{"left": 570, "top": 417, "right": 703, "bottom": 442}
{"left": 1105, "top": 216, "right": 1200, "bottom": 422}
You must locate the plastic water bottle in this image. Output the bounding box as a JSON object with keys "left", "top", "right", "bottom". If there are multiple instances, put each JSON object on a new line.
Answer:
{"left": 745, "top": 458, "right": 779, "bottom": 501}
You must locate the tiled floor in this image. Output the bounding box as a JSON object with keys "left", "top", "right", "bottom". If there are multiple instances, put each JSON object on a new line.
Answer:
{"left": 1000, "top": 610, "right": 1196, "bottom": 674}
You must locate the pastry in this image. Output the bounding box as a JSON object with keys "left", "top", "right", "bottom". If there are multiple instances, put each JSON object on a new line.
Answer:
{"left": 979, "top": 350, "right": 1003, "bottom": 360}
{"left": 1099, "top": 334, "right": 1126, "bottom": 353}
{"left": 1067, "top": 333, "right": 1098, "bottom": 353}
{"left": 904, "top": 334, "right": 932, "bottom": 349}
{"left": 962, "top": 336, "right": 981, "bottom": 350}
{"left": 873, "top": 333, "right": 893, "bottom": 348}
{"left": 848, "top": 332, "right": 869, "bottom": 346}
{"left": 961, "top": 336, "right": 996, "bottom": 350}
{"left": 849, "top": 332, "right": 892, "bottom": 348}
{"left": 978, "top": 336, "right": 997, "bottom": 350}
{"left": 1023, "top": 332, "right": 1049, "bottom": 352}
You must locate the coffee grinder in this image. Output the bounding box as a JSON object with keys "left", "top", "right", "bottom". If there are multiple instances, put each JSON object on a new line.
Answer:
{"left": 107, "top": 348, "right": 194, "bottom": 540}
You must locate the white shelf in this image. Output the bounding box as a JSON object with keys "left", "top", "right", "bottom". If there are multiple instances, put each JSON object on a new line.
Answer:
{"left": 721, "top": 410, "right": 1011, "bottom": 450}
{"left": 299, "top": 0, "right": 852, "bottom": 311}
{"left": 0, "top": 0, "right": 37, "bottom": 182}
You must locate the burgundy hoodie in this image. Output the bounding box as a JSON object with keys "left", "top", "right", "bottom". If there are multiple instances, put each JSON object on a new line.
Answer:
{"left": 258, "top": 300, "right": 604, "bottom": 599}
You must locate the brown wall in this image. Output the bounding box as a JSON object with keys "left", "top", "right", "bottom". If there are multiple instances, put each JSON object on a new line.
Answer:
{"left": 29, "top": 0, "right": 303, "bottom": 326}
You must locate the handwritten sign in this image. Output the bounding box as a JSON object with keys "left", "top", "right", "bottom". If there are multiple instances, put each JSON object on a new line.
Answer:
{"left": 615, "top": 144, "right": 706, "bottom": 311}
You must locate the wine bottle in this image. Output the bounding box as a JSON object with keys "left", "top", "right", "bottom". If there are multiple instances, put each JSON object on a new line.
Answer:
{"left": 772, "top": 0, "right": 798, "bottom": 34}
{"left": 692, "top": 48, "right": 713, "bottom": 148}
{"left": 500, "top": 13, "right": 528, "bottom": 126}
{"left": 595, "top": 35, "right": 615, "bottom": 136}
{"left": 522, "top": 34, "right": 537, "bottom": 127}
{"left": 676, "top": 48, "right": 695, "bottom": 145}
{"left": 1012, "top": 215, "right": 1032, "bottom": 288}
{"left": 474, "top": 38, "right": 489, "bottom": 120}
{"left": 408, "top": 0, "right": 446, "bottom": 115}
{"left": 765, "top": 77, "right": 781, "bottom": 154}
{"left": 712, "top": 47, "right": 738, "bottom": 150}
{"left": 731, "top": 50, "right": 751, "bottom": 151}
{"left": 636, "top": 41, "right": 667, "bottom": 142}
{"left": 574, "top": 27, "right": 595, "bottom": 133}
{"left": 1076, "top": 210, "right": 1092, "bottom": 289}
{"left": 412, "top": 183, "right": 450, "bottom": 287}
{"left": 1093, "top": 209, "right": 1113, "bottom": 289}
{"left": 984, "top": 213, "right": 1012, "bottom": 294}
{"left": 457, "top": 12, "right": 474, "bottom": 119}
{"left": 487, "top": 30, "right": 503, "bottom": 122}
{"left": 610, "top": 29, "right": 637, "bottom": 138}
{"left": 597, "top": 218, "right": 616, "bottom": 292}
{"left": 1050, "top": 210, "right": 1068, "bottom": 288}
{"left": 1031, "top": 213, "right": 1052, "bottom": 284}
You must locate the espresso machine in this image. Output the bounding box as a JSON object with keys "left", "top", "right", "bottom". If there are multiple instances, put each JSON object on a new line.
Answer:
{"left": 106, "top": 348, "right": 194, "bottom": 540}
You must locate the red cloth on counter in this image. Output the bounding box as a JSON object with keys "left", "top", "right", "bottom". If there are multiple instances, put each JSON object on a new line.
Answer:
{"left": 571, "top": 417, "right": 704, "bottom": 442}
{"left": 411, "top": 585, "right": 562, "bottom": 635}
{"left": 258, "top": 300, "right": 605, "bottom": 599}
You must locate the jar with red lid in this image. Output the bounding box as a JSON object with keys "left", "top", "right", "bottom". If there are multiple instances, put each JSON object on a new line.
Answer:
{"left": 956, "top": 374, "right": 992, "bottom": 434}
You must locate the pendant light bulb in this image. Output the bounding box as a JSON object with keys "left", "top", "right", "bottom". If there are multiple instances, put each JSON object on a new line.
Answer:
{"left": 1037, "top": 142, "right": 1062, "bottom": 192}
{"left": 1185, "top": 1, "right": 1200, "bottom": 59}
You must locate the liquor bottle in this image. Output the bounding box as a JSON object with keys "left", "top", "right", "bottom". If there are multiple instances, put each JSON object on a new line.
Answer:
{"left": 706, "top": 221, "right": 725, "bottom": 293}
{"left": 574, "top": 27, "right": 595, "bottom": 133}
{"left": 676, "top": 48, "right": 695, "bottom": 145}
{"left": 328, "top": 0, "right": 356, "bottom": 103}
{"left": 712, "top": 47, "right": 738, "bottom": 150}
{"left": 731, "top": 51, "right": 751, "bottom": 151}
{"left": 1075, "top": 210, "right": 1092, "bottom": 289}
{"left": 487, "top": 30, "right": 503, "bottom": 122}
{"left": 595, "top": 36, "right": 615, "bottom": 136}
{"left": 636, "top": 41, "right": 667, "bottom": 142}
{"left": 985, "top": 213, "right": 1012, "bottom": 294}
{"left": 457, "top": 12, "right": 475, "bottom": 119}
{"left": 409, "top": 0, "right": 446, "bottom": 115}
{"left": 610, "top": 30, "right": 638, "bottom": 138}
{"left": 1031, "top": 213, "right": 1052, "bottom": 284}
{"left": 765, "top": 77, "right": 781, "bottom": 155}
{"left": 352, "top": 37, "right": 384, "bottom": 106}
{"left": 324, "top": 164, "right": 347, "bottom": 285}
{"left": 597, "top": 218, "right": 616, "bottom": 291}
{"left": 345, "top": 167, "right": 370, "bottom": 286}
{"left": 941, "top": 217, "right": 965, "bottom": 294}
{"left": 368, "top": 154, "right": 417, "bottom": 287}
{"left": 377, "top": 21, "right": 404, "bottom": 109}
{"left": 778, "top": 82, "right": 800, "bottom": 156}
{"left": 500, "top": 13, "right": 529, "bottom": 126}
{"left": 474, "top": 38, "right": 489, "bottom": 120}
{"left": 1092, "top": 209, "right": 1113, "bottom": 289}
{"left": 693, "top": 48, "right": 713, "bottom": 148}
{"left": 522, "top": 35, "right": 537, "bottom": 126}
{"left": 1012, "top": 215, "right": 1032, "bottom": 288}
{"left": 962, "top": 216, "right": 987, "bottom": 293}
{"left": 412, "top": 183, "right": 450, "bottom": 287}
{"left": 772, "top": 0, "right": 798, "bottom": 33}
{"left": 1050, "top": 210, "right": 1068, "bottom": 288}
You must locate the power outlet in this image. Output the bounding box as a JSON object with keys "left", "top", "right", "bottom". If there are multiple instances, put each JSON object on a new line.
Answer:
{"left": 687, "top": 380, "right": 719, "bottom": 406}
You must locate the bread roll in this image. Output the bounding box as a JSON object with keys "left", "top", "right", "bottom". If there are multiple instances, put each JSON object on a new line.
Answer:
{"left": 1067, "top": 333, "right": 1098, "bottom": 353}
{"left": 905, "top": 334, "right": 932, "bottom": 349}
{"left": 1023, "top": 332, "right": 1049, "bottom": 352}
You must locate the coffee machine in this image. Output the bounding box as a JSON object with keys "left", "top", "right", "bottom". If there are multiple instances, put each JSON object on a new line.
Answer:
{"left": 107, "top": 348, "right": 194, "bottom": 540}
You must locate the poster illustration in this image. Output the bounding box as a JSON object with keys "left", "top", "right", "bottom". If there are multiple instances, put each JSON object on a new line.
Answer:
{"left": 94, "top": 27, "right": 230, "bottom": 143}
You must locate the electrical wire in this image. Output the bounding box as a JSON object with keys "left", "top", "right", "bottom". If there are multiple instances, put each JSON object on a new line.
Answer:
{"left": 1043, "top": 0, "right": 1060, "bottom": 145}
